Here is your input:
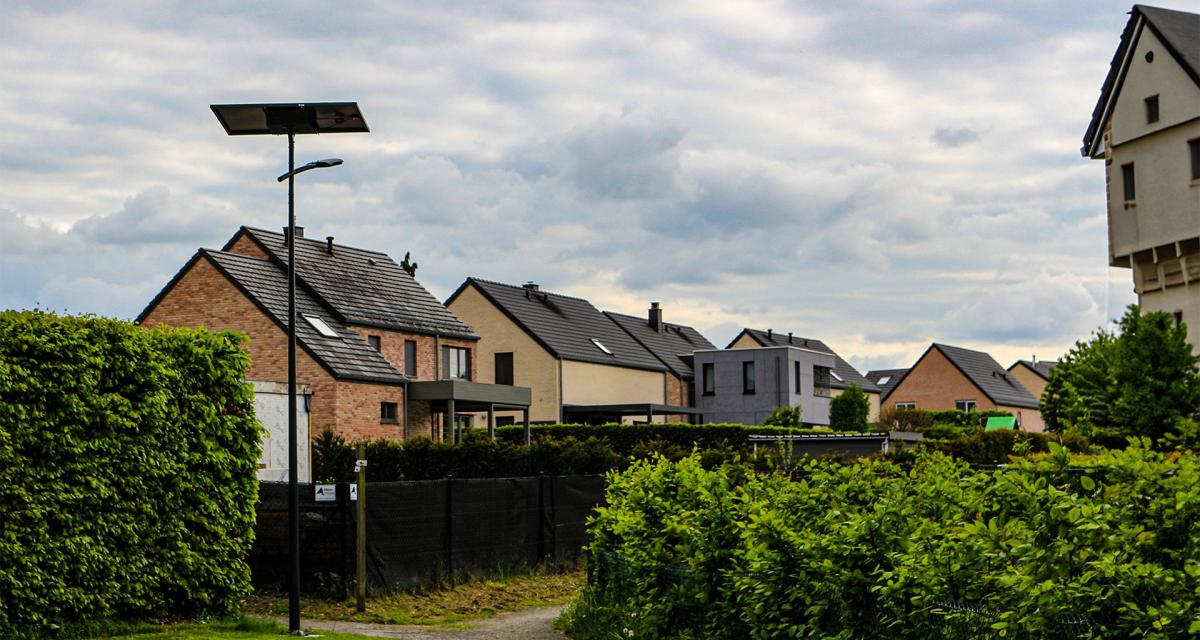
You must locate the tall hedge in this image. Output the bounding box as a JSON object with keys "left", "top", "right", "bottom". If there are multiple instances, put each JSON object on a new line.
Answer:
{"left": 0, "top": 311, "right": 261, "bottom": 634}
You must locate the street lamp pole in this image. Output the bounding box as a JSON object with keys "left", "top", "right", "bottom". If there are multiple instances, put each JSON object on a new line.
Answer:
{"left": 210, "top": 103, "right": 367, "bottom": 637}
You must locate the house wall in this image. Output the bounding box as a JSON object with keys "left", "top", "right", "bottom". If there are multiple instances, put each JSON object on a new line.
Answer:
{"left": 1007, "top": 365, "right": 1049, "bottom": 405}
{"left": 695, "top": 347, "right": 834, "bottom": 426}
{"left": 1109, "top": 27, "right": 1200, "bottom": 147}
{"left": 140, "top": 257, "right": 405, "bottom": 443}
{"left": 446, "top": 284, "right": 561, "bottom": 422}
{"left": 1001, "top": 404, "right": 1045, "bottom": 433}
{"left": 734, "top": 333, "right": 879, "bottom": 420}
{"left": 561, "top": 360, "right": 665, "bottom": 408}
{"left": 225, "top": 233, "right": 270, "bottom": 259}
{"left": 728, "top": 333, "right": 760, "bottom": 349}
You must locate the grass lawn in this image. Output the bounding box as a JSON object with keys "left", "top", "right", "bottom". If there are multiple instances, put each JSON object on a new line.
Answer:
{"left": 242, "top": 569, "right": 584, "bottom": 626}
{"left": 91, "top": 617, "right": 379, "bottom": 639}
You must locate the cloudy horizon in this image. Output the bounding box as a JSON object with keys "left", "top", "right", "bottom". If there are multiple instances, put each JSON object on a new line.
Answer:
{"left": 0, "top": 1, "right": 1161, "bottom": 372}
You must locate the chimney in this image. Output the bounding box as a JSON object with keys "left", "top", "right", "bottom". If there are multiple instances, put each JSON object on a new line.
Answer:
{"left": 787, "top": 332, "right": 793, "bottom": 344}
{"left": 281, "top": 226, "right": 305, "bottom": 244}
{"left": 648, "top": 302, "right": 662, "bottom": 333}
{"left": 767, "top": 328, "right": 773, "bottom": 339}
{"left": 522, "top": 282, "right": 539, "bottom": 292}
{"left": 326, "top": 236, "right": 334, "bottom": 255}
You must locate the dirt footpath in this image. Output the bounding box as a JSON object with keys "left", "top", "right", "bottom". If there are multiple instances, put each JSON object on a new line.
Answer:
{"left": 283, "top": 605, "right": 567, "bottom": 639}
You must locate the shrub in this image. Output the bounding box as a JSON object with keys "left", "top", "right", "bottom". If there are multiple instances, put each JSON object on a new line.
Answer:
{"left": 763, "top": 405, "right": 803, "bottom": 428}
{"left": 829, "top": 383, "right": 870, "bottom": 431}
{"left": 876, "top": 406, "right": 1011, "bottom": 432}
{"left": 0, "top": 311, "right": 261, "bottom": 635}
{"left": 567, "top": 443, "right": 1200, "bottom": 639}
{"left": 922, "top": 429, "right": 1089, "bottom": 464}
{"left": 494, "top": 423, "right": 833, "bottom": 454}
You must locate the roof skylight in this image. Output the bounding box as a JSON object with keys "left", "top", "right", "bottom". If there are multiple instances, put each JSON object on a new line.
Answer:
{"left": 877, "top": 375, "right": 892, "bottom": 385}
{"left": 304, "top": 314, "right": 340, "bottom": 338}
{"left": 590, "top": 338, "right": 614, "bottom": 355}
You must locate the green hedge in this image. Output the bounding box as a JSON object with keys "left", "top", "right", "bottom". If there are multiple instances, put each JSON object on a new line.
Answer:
{"left": 877, "top": 407, "right": 1012, "bottom": 432}
{"left": 922, "top": 429, "right": 1090, "bottom": 464}
{"left": 494, "top": 423, "right": 836, "bottom": 454}
{"left": 0, "top": 311, "right": 261, "bottom": 635}
{"left": 564, "top": 443, "right": 1200, "bottom": 639}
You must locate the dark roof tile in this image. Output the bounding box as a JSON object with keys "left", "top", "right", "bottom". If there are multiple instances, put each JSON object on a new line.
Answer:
{"left": 866, "top": 368, "right": 909, "bottom": 399}
{"left": 734, "top": 328, "right": 880, "bottom": 393}
{"left": 933, "top": 344, "right": 1038, "bottom": 409}
{"left": 604, "top": 310, "right": 716, "bottom": 378}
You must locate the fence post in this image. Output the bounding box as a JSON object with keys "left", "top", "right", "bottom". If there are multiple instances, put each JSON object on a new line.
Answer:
{"left": 444, "top": 476, "right": 454, "bottom": 578}
{"left": 356, "top": 444, "right": 367, "bottom": 613}
{"left": 537, "top": 473, "right": 546, "bottom": 564}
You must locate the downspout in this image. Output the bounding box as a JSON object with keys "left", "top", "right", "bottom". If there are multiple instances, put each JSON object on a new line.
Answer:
{"left": 401, "top": 379, "right": 409, "bottom": 441}
{"left": 557, "top": 356, "right": 565, "bottom": 424}
{"left": 434, "top": 332, "right": 442, "bottom": 440}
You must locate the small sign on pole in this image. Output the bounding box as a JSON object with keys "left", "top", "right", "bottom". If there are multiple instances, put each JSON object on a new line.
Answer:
{"left": 314, "top": 484, "right": 337, "bottom": 502}
{"left": 350, "top": 484, "right": 358, "bottom": 501}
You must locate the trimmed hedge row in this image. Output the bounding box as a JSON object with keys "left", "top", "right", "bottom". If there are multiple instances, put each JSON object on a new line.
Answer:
{"left": 0, "top": 311, "right": 261, "bottom": 635}
{"left": 494, "top": 423, "right": 834, "bottom": 453}
{"left": 923, "top": 429, "right": 1090, "bottom": 464}
{"left": 564, "top": 444, "right": 1200, "bottom": 639}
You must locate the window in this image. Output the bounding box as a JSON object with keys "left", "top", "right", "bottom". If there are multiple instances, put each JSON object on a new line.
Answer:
{"left": 830, "top": 370, "right": 844, "bottom": 383}
{"left": 896, "top": 402, "right": 916, "bottom": 409}
{"left": 955, "top": 400, "right": 977, "bottom": 412}
{"left": 742, "top": 362, "right": 756, "bottom": 394}
{"left": 877, "top": 375, "right": 892, "bottom": 386}
{"left": 495, "top": 352, "right": 514, "bottom": 385}
{"left": 590, "top": 338, "right": 613, "bottom": 355}
{"left": 404, "top": 340, "right": 417, "bottom": 377}
{"left": 496, "top": 416, "right": 516, "bottom": 427}
{"left": 380, "top": 402, "right": 398, "bottom": 424}
{"left": 1190, "top": 139, "right": 1200, "bottom": 181}
{"left": 814, "top": 366, "right": 831, "bottom": 397}
{"left": 1174, "top": 310, "right": 1184, "bottom": 327}
{"left": 795, "top": 361, "right": 802, "bottom": 393}
{"left": 443, "top": 346, "right": 470, "bottom": 380}
{"left": 1122, "top": 163, "right": 1136, "bottom": 201}
{"left": 1145, "top": 94, "right": 1159, "bottom": 123}
{"left": 367, "top": 335, "right": 381, "bottom": 351}
{"left": 702, "top": 362, "right": 715, "bottom": 395}
{"left": 303, "top": 314, "right": 340, "bottom": 338}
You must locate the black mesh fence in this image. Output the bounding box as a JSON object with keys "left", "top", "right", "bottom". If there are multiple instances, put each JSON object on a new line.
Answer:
{"left": 250, "top": 475, "right": 605, "bottom": 594}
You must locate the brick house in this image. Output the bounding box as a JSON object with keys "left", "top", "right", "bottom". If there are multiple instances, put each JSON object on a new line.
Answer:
{"left": 138, "top": 227, "right": 529, "bottom": 446}
{"left": 445, "top": 279, "right": 701, "bottom": 424}
{"left": 726, "top": 328, "right": 882, "bottom": 421}
{"left": 1006, "top": 359, "right": 1057, "bottom": 405}
{"left": 882, "top": 343, "right": 1044, "bottom": 431}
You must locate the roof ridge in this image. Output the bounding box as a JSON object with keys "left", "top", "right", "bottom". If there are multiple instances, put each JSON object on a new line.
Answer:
{"left": 244, "top": 226, "right": 391, "bottom": 257}
{"left": 469, "top": 277, "right": 595, "bottom": 304}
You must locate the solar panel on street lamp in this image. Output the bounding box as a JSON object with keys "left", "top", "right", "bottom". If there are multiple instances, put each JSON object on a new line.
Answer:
{"left": 212, "top": 101, "right": 367, "bottom": 637}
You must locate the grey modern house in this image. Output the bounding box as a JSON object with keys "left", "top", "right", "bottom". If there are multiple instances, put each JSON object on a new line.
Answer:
{"left": 693, "top": 345, "right": 836, "bottom": 426}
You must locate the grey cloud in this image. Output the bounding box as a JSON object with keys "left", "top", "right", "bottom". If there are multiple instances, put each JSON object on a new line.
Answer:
{"left": 931, "top": 126, "right": 983, "bottom": 148}
{"left": 563, "top": 110, "right": 687, "bottom": 200}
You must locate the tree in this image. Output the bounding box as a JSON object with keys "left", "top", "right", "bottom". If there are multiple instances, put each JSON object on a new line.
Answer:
{"left": 763, "top": 405, "right": 803, "bottom": 428}
{"left": 1042, "top": 305, "right": 1200, "bottom": 446}
{"left": 829, "top": 383, "right": 871, "bottom": 431}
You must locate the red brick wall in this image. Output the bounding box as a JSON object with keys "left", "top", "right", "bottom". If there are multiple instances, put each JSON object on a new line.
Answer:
{"left": 140, "top": 256, "right": 407, "bottom": 442}
{"left": 346, "top": 326, "right": 476, "bottom": 381}
{"left": 885, "top": 347, "right": 1001, "bottom": 413}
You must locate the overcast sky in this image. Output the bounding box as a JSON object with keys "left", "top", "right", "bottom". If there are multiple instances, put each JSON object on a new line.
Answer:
{"left": 1, "top": 1, "right": 1169, "bottom": 371}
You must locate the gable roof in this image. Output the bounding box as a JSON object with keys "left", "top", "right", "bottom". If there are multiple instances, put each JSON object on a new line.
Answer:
{"left": 1082, "top": 5, "right": 1200, "bottom": 158}
{"left": 232, "top": 227, "right": 477, "bottom": 340}
{"left": 921, "top": 343, "right": 1039, "bottom": 409}
{"left": 729, "top": 328, "right": 880, "bottom": 393}
{"left": 447, "top": 278, "right": 666, "bottom": 372}
{"left": 142, "top": 249, "right": 405, "bottom": 385}
{"left": 866, "top": 368, "right": 909, "bottom": 399}
{"left": 603, "top": 310, "right": 716, "bottom": 379}
{"left": 1009, "top": 359, "right": 1058, "bottom": 381}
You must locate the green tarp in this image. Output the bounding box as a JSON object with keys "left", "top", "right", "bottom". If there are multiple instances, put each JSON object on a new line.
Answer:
{"left": 985, "top": 416, "right": 1017, "bottom": 431}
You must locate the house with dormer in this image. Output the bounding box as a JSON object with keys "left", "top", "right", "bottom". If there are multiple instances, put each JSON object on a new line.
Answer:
{"left": 138, "top": 227, "right": 531, "bottom": 451}
{"left": 1083, "top": 5, "right": 1200, "bottom": 349}
{"left": 445, "top": 279, "right": 702, "bottom": 424}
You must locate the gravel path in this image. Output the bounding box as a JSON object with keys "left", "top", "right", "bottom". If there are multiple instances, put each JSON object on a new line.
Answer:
{"left": 279, "top": 605, "right": 567, "bottom": 639}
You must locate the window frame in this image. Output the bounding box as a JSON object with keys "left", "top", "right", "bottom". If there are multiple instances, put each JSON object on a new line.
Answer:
{"left": 1189, "top": 138, "right": 1200, "bottom": 182}
{"left": 955, "top": 399, "right": 977, "bottom": 412}
{"left": 702, "top": 362, "right": 715, "bottom": 395}
{"left": 742, "top": 361, "right": 756, "bottom": 395}
{"left": 380, "top": 401, "right": 398, "bottom": 424}
{"left": 896, "top": 402, "right": 916, "bottom": 409}
{"left": 813, "top": 365, "right": 832, "bottom": 398}
{"left": 404, "top": 340, "right": 417, "bottom": 377}
{"left": 494, "top": 352, "right": 514, "bottom": 385}
{"left": 303, "top": 314, "right": 340, "bottom": 338}
{"left": 1145, "top": 94, "right": 1160, "bottom": 124}
{"left": 367, "top": 335, "right": 381, "bottom": 351}
{"left": 1122, "top": 162, "right": 1136, "bottom": 202}
{"left": 794, "top": 361, "right": 802, "bottom": 394}
{"left": 442, "top": 346, "right": 471, "bottom": 380}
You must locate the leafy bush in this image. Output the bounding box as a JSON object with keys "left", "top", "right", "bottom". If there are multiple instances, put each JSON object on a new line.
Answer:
{"left": 876, "top": 406, "right": 1011, "bottom": 432}
{"left": 495, "top": 423, "right": 834, "bottom": 454}
{"left": 763, "top": 405, "right": 804, "bottom": 427}
{"left": 922, "top": 429, "right": 1089, "bottom": 464}
{"left": 565, "top": 442, "right": 1200, "bottom": 639}
{"left": 829, "top": 383, "right": 870, "bottom": 431}
{"left": 0, "top": 311, "right": 261, "bottom": 635}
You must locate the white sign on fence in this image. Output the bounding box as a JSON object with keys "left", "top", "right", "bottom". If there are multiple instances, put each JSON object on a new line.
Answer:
{"left": 350, "top": 484, "right": 358, "bottom": 502}
{"left": 314, "top": 484, "right": 337, "bottom": 502}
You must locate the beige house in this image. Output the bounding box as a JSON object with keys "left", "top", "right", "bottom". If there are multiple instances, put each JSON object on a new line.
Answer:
{"left": 446, "top": 279, "right": 698, "bottom": 424}
{"left": 1083, "top": 5, "right": 1200, "bottom": 349}
{"left": 727, "top": 328, "right": 882, "bottom": 420}
{"left": 884, "top": 343, "right": 1044, "bottom": 432}
{"left": 1006, "top": 359, "right": 1058, "bottom": 405}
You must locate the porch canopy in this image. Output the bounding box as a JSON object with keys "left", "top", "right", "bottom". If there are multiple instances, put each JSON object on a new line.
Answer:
{"left": 561, "top": 403, "right": 702, "bottom": 425}
{"left": 408, "top": 380, "right": 532, "bottom": 442}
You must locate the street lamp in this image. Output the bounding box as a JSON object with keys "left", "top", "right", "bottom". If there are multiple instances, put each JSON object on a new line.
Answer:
{"left": 211, "top": 102, "right": 367, "bottom": 636}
